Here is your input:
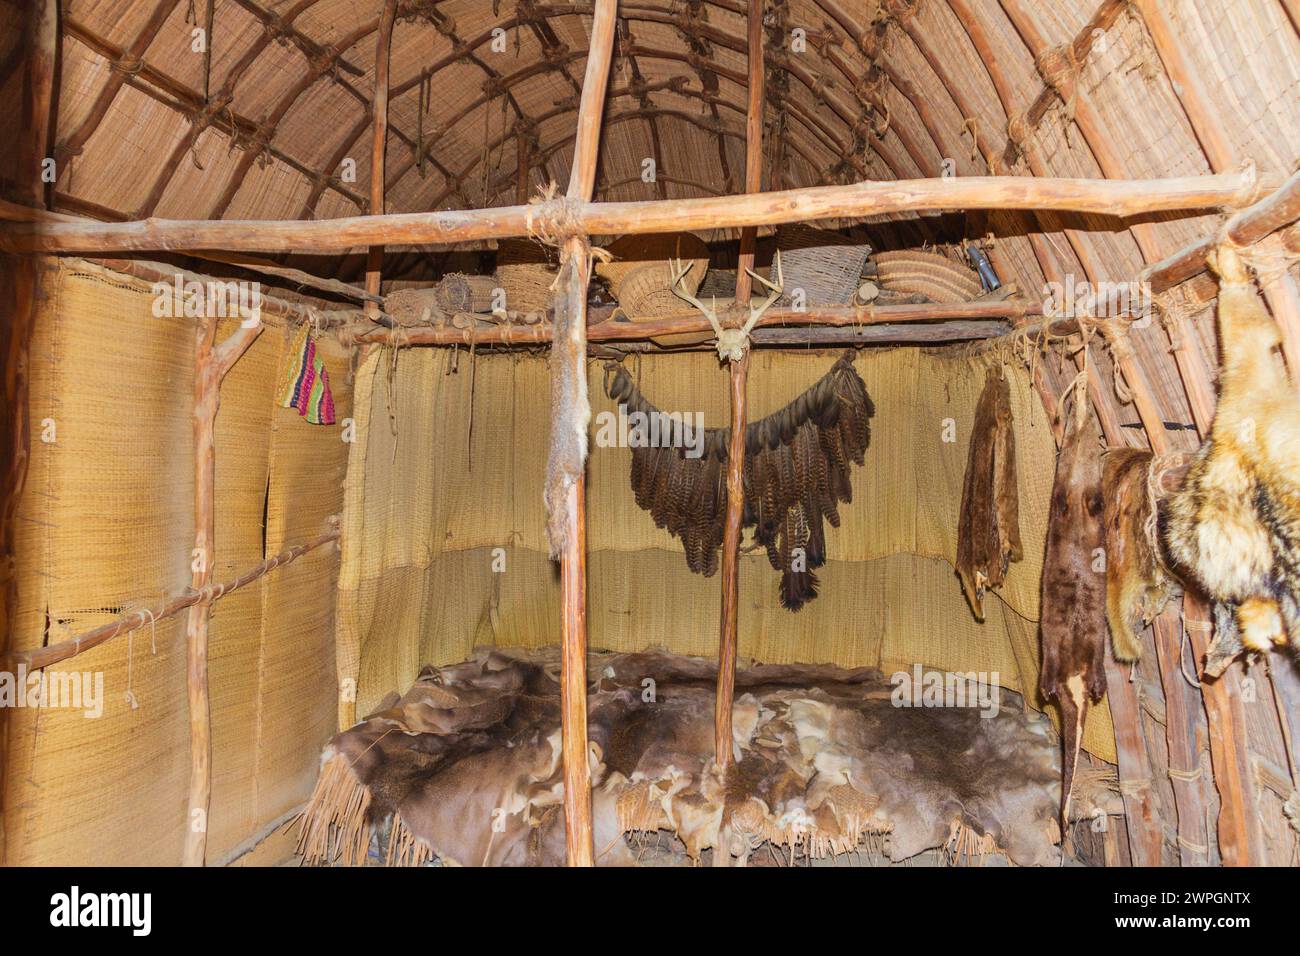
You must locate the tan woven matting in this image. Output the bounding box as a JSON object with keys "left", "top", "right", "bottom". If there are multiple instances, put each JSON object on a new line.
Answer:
{"left": 336, "top": 347, "right": 1116, "bottom": 762}
{"left": 4, "top": 259, "right": 352, "bottom": 865}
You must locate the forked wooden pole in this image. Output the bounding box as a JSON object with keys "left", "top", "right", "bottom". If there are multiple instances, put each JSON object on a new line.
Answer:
{"left": 182, "top": 315, "right": 262, "bottom": 867}
{"left": 364, "top": 0, "right": 399, "bottom": 319}
{"left": 551, "top": 0, "right": 618, "bottom": 868}
{"left": 715, "top": 0, "right": 765, "bottom": 776}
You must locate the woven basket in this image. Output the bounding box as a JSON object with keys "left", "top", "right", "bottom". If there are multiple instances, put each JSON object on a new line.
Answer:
{"left": 772, "top": 224, "right": 870, "bottom": 307}
{"left": 595, "top": 232, "right": 710, "bottom": 318}
{"left": 494, "top": 239, "right": 558, "bottom": 313}
{"left": 873, "top": 249, "right": 982, "bottom": 303}
{"left": 435, "top": 273, "right": 500, "bottom": 314}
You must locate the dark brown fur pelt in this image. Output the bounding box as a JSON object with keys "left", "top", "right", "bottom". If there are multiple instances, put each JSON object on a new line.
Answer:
{"left": 956, "top": 365, "right": 1023, "bottom": 620}
{"left": 1161, "top": 248, "right": 1300, "bottom": 674}
{"left": 606, "top": 352, "right": 873, "bottom": 610}
{"left": 1039, "top": 404, "right": 1107, "bottom": 835}
{"left": 1102, "top": 449, "right": 1179, "bottom": 661}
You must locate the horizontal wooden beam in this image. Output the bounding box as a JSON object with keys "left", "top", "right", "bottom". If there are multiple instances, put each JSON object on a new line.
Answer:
{"left": 342, "top": 299, "right": 1044, "bottom": 346}
{"left": 752, "top": 321, "right": 1006, "bottom": 344}
{"left": 1143, "top": 167, "right": 1300, "bottom": 292}
{"left": 0, "top": 170, "right": 1259, "bottom": 255}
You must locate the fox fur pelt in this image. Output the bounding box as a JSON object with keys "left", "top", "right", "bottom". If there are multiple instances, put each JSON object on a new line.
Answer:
{"left": 956, "top": 365, "right": 1023, "bottom": 620}
{"left": 1102, "top": 449, "right": 1178, "bottom": 661}
{"left": 1040, "top": 395, "right": 1107, "bottom": 835}
{"left": 1161, "top": 247, "right": 1300, "bottom": 674}
{"left": 604, "top": 352, "right": 873, "bottom": 610}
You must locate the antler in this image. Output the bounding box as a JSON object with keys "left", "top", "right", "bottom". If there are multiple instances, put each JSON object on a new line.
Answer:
{"left": 668, "top": 259, "right": 723, "bottom": 339}
{"left": 742, "top": 248, "right": 784, "bottom": 336}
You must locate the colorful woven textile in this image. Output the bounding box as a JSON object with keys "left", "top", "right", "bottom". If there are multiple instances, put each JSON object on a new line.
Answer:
{"left": 277, "top": 323, "right": 335, "bottom": 425}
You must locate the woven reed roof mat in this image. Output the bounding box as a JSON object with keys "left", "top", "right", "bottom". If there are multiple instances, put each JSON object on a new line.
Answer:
{"left": 297, "top": 647, "right": 1063, "bottom": 867}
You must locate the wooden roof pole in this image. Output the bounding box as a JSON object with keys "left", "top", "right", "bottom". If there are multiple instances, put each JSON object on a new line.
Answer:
{"left": 550, "top": 0, "right": 618, "bottom": 868}
{"left": 714, "top": 0, "right": 765, "bottom": 786}
{"left": 1138, "top": 0, "right": 1300, "bottom": 384}
{"left": 1, "top": 169, "right": 1258, "bottom": 255}
{"left": 1126, "top": 2, "right": 1282, "bottom": 866}
{"left": 183, "top": 315, "right": 263, "bottom": 867}
{"left": 364, "top": 0, "right": 399, "bottom": 319}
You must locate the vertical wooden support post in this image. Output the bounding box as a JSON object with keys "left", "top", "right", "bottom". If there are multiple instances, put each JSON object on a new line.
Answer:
{"left": 548, "top": 0, "right": 618, "bottom": 867}
{"left": 715, "top": 0, "right": 765, "bottom": 773}
{"left": 182, "top": 315, "right": 262, "bottom": 867}
{"left": 2, "top": 2, "right": 57, "bottom": 865}
{"left": 515, "top": 128, "right": 531, "bottom": 205}
{"left": 1152, "top": 609, "right": 1215, "bottom": 865}
{"left": 364, "top": 0, "right": 398, "bottom": 319}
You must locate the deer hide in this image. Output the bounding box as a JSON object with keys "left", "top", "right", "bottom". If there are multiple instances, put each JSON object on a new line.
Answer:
{"left": 1102, "top": 449, "right": 1178, "bottom": 662}
{"left": 957, "top": 367, "right": 1023, "bottom": 620}
{"left": 1161, "top": 251, "right": 1300, "bottom": 673}
{"left": 1040, "top": 407, "right": 1107, "bottom": 835}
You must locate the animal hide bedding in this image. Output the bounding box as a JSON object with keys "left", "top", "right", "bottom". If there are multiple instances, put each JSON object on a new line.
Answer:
{"left": 1102, "top": 449, "right": 1178, "bottom": 661}
{"left": 297, "top": 648, "right": 1062, "bottom": 867}
{"left": 603, "top": 352, "right": 874, "bottom": 609}
{"left": 1039, "top": 394, "right": 1107, "bottom": 836}
{"left": 956, "top": 366, "right": 1023, "bottom": 620}
{"left": 1162, "top": 248, "right": 1300, "bottom": 675}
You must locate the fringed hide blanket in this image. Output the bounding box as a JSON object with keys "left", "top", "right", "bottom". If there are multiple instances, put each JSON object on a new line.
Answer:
{"left": 956, "top": 366, "right": 1022, "bottom": 620}
{"left": 604, "top": 352, "right": 874, "bottom": 610}
{"left": 298, "top": 648, "right": 1062, "bottom": 867}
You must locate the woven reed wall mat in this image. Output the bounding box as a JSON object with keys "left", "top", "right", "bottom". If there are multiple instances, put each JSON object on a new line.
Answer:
{"left": 297, "top": 647, "right": 1064, "bottom": 867}
{"left": 5, "top": 259, "right": 349, "bottom": 865}
{"left": 335, "top": 347, "right": 1117, "bottom": 761}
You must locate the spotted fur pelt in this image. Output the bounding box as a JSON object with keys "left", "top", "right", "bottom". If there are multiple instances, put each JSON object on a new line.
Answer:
{"left": 1040, "top": 402, "right": 1107, "bottom": 834}
{"left": 956, "top": 366, "right": 1023, "bottom": 620}
{"left": 605, "top": 352, "right": 874, "bottom": 610}
{"left": 1102, "top": 449, "right": 1179, "bottom": 661}
{"left": 1161, "top": 248, "right": 1300, "bottom": 674}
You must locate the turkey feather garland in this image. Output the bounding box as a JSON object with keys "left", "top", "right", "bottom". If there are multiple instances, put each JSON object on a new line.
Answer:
{"left": 1039, "top": 403, "right": 1107, "bottom": 836}
{"left": 1161, "top": 247, "right": 1300, "bottom": 674}
{"left": 956, "top": 366, "right": 1023, "bottom": 620}
{"left": 605, "top": 353, "right": 874, "bottom": 610}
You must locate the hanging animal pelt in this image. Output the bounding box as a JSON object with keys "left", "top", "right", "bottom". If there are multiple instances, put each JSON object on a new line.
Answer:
{"left": 1102, "top": 449, "right": 1179, "bottom": 661}
{"left": 956, "top": 365, "right": 1023, "bottom": 620}
{"left": 1161, "top": 247, "right": 1300, "bottom": 675}
{"left": 1039, "top": 382, "right": 1107, "bottom": 836}
{"left": 604, "top": 352, "right": 873, "bottom": 610}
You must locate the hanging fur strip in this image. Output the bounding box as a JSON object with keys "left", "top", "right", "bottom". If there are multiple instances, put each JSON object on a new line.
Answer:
{"left": 956, "top": 365, "right": 1023, "bottom": 620}
{"left": 1161, "top": 247, "right": 1300, "bottom": 675}
{"left": 1102, "top": 449, "right": 1179, "bottom": 662}
{"left": 604, "top": 352, "right": 874, "bottom": 610}
{"left": 544, "top": 251, "right": 592, "bottom": 558}
{"left": 1039, "top": 388, "right": 1107, "bottom": 838}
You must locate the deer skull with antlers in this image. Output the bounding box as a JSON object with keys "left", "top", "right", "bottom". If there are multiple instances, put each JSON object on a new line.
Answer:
{"left": 668, "top": 250, "right": 784, "bottom": 363}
